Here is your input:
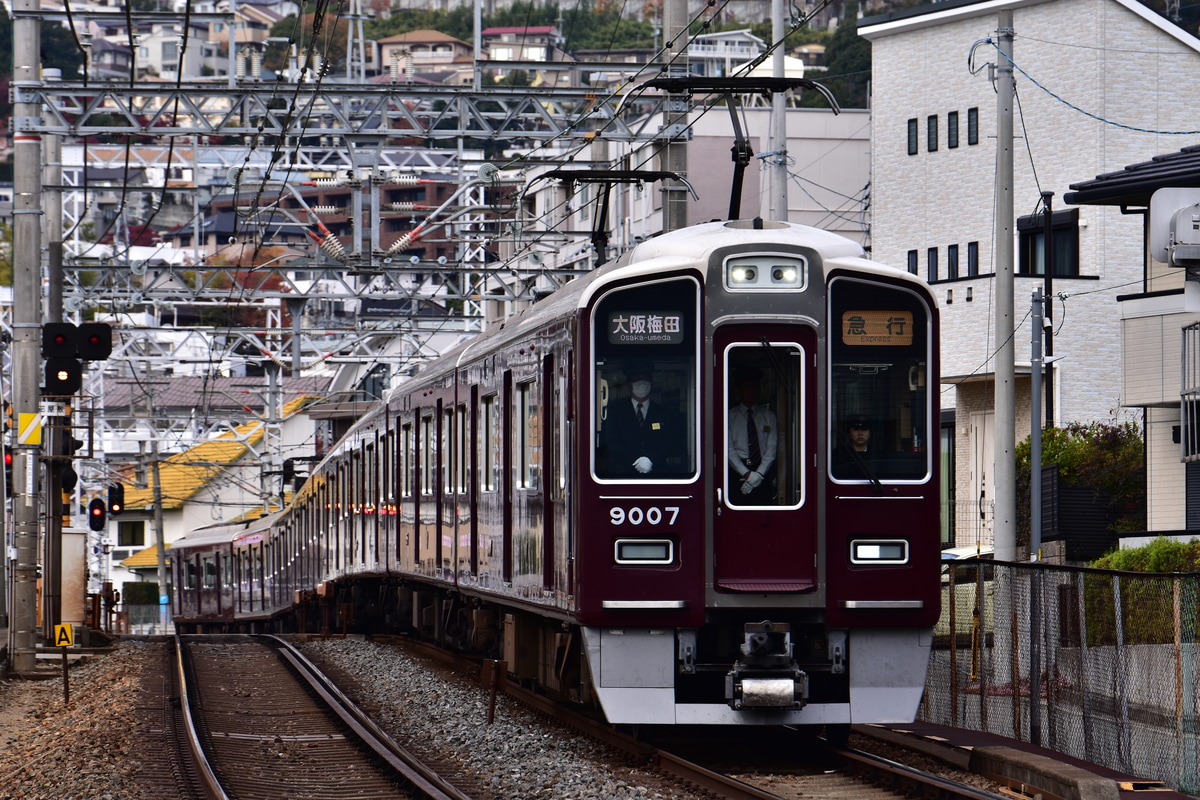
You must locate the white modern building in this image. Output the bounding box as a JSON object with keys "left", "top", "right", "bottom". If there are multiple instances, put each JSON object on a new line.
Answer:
{"left": 860, "top": 0, "right": 1200, "bottom": 553}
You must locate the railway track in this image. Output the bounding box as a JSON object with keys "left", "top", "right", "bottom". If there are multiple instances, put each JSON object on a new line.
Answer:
{"left": 378, "top": 636, "right": 1006, "bottom": 800}
{"left": 174, "top": 634, "right": 473, "bottom": 800}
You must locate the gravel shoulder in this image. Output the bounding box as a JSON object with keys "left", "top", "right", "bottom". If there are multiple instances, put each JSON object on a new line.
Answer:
{"left": 0, "top": 642, "right": 150, "bottom": 800}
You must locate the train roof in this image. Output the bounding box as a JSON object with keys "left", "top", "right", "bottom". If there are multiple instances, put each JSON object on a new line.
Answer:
{"left": 171, "top": 512, "right": 283, "bottom": 551}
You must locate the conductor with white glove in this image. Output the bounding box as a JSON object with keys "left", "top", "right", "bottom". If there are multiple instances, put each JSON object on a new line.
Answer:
{"left": 728, "top": 368, "right": 777, "bottom": 505}
{"left": 741, "top": 470, "right": 763, "bottom": 493}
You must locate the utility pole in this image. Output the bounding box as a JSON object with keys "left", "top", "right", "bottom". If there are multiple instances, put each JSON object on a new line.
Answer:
{"left": 10, "top": 0, "right": 44, "bottom": 672}
{"left": 768, "top": 0, "right": 788, "bottom": 221}
{"left": 1041, "top": 190, "right": 1055, "bottom": 426}
{"left": 992, "top": 12, "right": 1017, "bottom": 563}
{"left": 661, "top": 0, "right": 688, "bottom": 232}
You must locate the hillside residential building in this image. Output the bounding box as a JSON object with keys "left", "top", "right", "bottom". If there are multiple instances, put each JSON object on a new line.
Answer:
{"left": 859, "top": 0, "right": 1200, "bottom": 553}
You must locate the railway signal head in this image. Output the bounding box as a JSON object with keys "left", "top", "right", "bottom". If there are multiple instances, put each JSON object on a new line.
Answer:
{"left": 44, "top": 358, "right": 82, "bottom": 395}
{"left": 87, "top": 497, "right": 107, "bottom": 531}
{"left": 108, "top": 483, "right": 125, "bottom": 516}
{"left": 41, "top": 323, "right": 77, "bottom": 358}
{"left": 77, "top": 323, "right": 113, "bottom": 361}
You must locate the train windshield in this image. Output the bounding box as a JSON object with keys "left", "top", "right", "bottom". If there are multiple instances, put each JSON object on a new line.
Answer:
{"left": 591, "top": 276, "right": 700, "bottom": 481}
{"left": 829, "top": 278, "right": 932, "bottom": 483}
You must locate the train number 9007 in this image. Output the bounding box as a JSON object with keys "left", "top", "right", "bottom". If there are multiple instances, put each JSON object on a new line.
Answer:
{"left": 609, "top": 506, "right": 680, "bottom": 526}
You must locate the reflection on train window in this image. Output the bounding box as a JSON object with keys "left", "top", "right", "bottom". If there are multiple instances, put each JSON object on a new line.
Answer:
{"left": 456, "top": 403, "right": 468, "bottom": 494}
{"left": 481, "top": 395, "right": 499, "bottom": 492}
{"left": 401, "top": 423, "right": 413, "bottom": 498}
{"left": 420, "top": 415, "right": 434, "bottom": 495}
{"left": 517, "top": 381, "right": 539, "bottom": 490}
{"left": 829, "top": 278, "right": 931, "bottom": 483}
{"left": 724, "top": 344, "right": 805, "bottom": 508}
{"left": 443, "top": 407, "right": 454, "bottom": 496}
{"left": 592, "top": 277, "right": 699, "bottom": 481}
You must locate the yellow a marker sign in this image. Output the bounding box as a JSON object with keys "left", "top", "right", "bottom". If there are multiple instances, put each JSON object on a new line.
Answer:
{"left": 54, "top": 623, "right": 74, "bottom": 647}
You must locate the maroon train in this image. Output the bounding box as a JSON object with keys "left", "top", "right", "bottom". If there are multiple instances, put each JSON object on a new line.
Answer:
{"left": 172, "top": 218, "right": 940, "bottom": 730}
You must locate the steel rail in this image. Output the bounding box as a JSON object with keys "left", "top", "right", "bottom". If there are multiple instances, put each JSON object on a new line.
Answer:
{"left": 259, "top": 634, "right": 473, "bottom": 800}
{"left": 172, "top": 634, "right": 233, "bottom": 800}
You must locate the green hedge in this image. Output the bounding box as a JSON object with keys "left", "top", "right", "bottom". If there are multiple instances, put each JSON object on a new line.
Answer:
{"left": 121, "top": 581, "right": 161, "bottom": 605}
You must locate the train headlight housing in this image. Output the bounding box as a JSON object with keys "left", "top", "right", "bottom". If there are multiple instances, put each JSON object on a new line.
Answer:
{"left": 724, "top": 255, "right": 807, "bottom": 291}
{"left": 850, "top": 539, "right": 909, "bottom": 565}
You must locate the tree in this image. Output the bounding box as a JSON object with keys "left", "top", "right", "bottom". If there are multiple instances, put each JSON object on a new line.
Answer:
{"left": 1015, "top": 420, "right": 1146, "bottom": 548}
{"left": 804, "top": 0, "right": 870, "bottom": 110}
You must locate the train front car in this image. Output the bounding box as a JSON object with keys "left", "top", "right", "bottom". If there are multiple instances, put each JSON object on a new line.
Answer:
{"left": 576, "top": 219, "right": 939, "bottom": 729}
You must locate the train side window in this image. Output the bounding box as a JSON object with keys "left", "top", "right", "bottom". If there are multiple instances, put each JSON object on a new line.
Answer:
{"left": 829, "top": 278, "right": 932, "bottom": 483}
{"left": 481, "top": 394, "right": 498, "bottom": 492}
{"left": 421, "top": 414, "right": 435, "bottom": 495}
{"left": 203, "top": 557, "right": 216, "bottom": 588}
{"left": 517, "top": 381, "right": 539, "bottom": 490}
{"left": 443, "top": 407, "right": 455, "bottom": 496}
{"left": 401, "top": 423, "right": 413, "bottom": 498}
{"left": 590, "top": 276, "right": 699, "bottom": 481}
{"left": 457, "top": 403, "right": 468, "bottom": 493}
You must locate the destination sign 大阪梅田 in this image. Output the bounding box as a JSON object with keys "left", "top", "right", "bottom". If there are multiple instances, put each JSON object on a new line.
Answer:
{"left": 607, "top": 311, "right": 685, "bottom": 344}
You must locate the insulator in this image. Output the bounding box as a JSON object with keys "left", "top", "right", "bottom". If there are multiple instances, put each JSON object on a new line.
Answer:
{"left": 250, "top": 49, "right": 262, "bottom": 80}
{"left": 319, "top": 232, "right": 346, "bottom": 261}
{"left": 390, "top": 51, "right": 401, "bottom": 84}
{"left": 310, "top": 178, "right": 340, "bottom": 187}
{"left": 387, "top": 176, "right": 421, "bottom": 187}
{"left": 386, "top": 203, "right": 418, "bottom": 212}
{"left": 387, "top": 231, "right": 417, "bottom": 256}
{"left": 235, "top": 49, "right": 247, "bottom": 80}
{"left": 311, "top": 205, "right": 343, "bottom": 215}
{"left": 405, "top": 52, "right": 414, "bottom": 84}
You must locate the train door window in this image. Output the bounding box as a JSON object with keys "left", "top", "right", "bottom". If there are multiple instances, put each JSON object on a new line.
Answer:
{"left": 186, "top": 559, "right": 197, "bottom": 590}
{"left": 443, "top": 407, "right": 455, "bottom": 495}
{"left": 481, "top": 394, "right": 498, "bottom": 492}
{"left": 517, "top": 381, "right": 539, "bottom": 490}
{"left": 591, "top": 276, "right": 700, "bottom": 481}
{"left": 829, "top": 277, "right": 932, "bottom": 483}
{"left": 421, "top": 414, "right": 435, "bottom": 495}
{"left": 724, "top": 344, "right": 805, "bottom": 508}
{"left": 203, "top": 557, "right": 216, "bottom": 588}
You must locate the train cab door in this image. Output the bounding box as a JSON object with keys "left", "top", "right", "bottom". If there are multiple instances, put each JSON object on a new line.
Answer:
{"left": 713, "top": 326, "right": 818, "bottom": 592}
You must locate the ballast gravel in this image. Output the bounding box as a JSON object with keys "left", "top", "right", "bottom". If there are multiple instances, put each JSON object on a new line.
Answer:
{"left": 0, "top": 638, "right": 706, "bottom": 799}
{"left": 0, "top": 641, "right": 151, "bottom": 800}
{"left": 299, "top": 637, "right": 708, "bottom": 800}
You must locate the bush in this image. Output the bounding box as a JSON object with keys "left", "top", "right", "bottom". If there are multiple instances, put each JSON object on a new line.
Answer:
{"left": 121, "top": 581, "right": 161, "bottom": 605}
{"left": 1016, "top": 420, "right": 1145, "bottom": 548}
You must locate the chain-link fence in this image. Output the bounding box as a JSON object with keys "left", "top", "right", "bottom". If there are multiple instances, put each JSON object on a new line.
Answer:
{"left": 118, "top": 603, "right": 174, "bottom": 635}
{"left": 922, "top": 560, "right": 1200, "bottom": 794}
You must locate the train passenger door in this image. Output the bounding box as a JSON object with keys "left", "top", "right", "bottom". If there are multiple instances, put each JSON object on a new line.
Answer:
{"left": 713, "top": 326, "right": 818, "bottom": 591}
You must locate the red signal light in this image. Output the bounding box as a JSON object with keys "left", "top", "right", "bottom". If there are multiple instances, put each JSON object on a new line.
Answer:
{"left": 4, "top": 451, "right": 11, "bottom": 466}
